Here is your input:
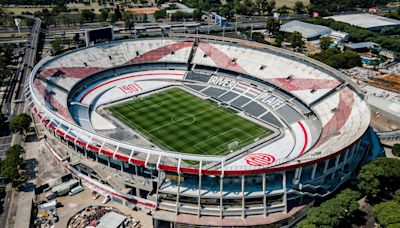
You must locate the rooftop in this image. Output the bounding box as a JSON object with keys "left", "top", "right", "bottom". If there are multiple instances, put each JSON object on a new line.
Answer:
{"left": 280, "top": 20, "right": 332, "bottom": 39}
{"left": 326, "top": 13, "right": 400, "bottom": 29}
{"left": 96, "top": 211, "right": 127, "bottom": 228}
{"left": 126, "top": 7, "right": 160, "bottom": 15}
{"left": 345, "top": 42, "right": 380, "bottom": 50}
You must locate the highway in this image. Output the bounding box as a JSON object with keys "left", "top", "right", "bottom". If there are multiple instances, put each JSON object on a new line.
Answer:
{"left": 2, "top": 16, "right": 41, "bottom": 117}
{"left": 0, "top": 16, "right": 41, "bottom": 228}
{"left": 14, "top": 16, "right": 41, "bottom": 115}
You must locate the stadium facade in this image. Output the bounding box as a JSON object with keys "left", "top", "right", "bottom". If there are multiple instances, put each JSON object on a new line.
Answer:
{"left": 26, "top": 34, "right": 379, "bottom": 227}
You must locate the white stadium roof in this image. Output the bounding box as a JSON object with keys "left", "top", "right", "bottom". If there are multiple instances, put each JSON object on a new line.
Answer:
{"left": 280, "top": 20, "right": 332, "bottom": 39}
{"left": 326, "top": 13, "right": 400, "bottom": 30}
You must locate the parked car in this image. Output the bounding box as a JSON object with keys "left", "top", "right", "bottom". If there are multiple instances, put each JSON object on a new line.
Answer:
{"left": 102, "top": 195, "right": 111, "bottom": 204}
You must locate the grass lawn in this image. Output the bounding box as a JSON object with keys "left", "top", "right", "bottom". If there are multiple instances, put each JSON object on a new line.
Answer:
{"left": 109, "top": 88, "right": 272, "bottom": 156}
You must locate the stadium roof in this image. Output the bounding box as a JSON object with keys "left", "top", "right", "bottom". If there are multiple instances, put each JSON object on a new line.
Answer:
{"left": 326, "top": 14, "right": 400, "bottom": 30}
{"left": 280, "top": 20, "right": 332, "bottom": 39}
{"left": 345, "top": 42, "right": 380, "bottom": 50}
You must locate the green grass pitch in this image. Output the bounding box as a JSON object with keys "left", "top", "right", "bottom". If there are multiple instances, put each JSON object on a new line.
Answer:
{"left": 108, "top": 88, "right": 272, "bottom": 156}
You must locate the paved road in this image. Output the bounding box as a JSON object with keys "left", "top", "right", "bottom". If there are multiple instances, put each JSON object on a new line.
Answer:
{"left": 3, "top": 16, "right": 41, "bottom": 117}
{"left": 0, "top": 188, "right": 14, "bottom": 228}
{"left": 0, "top": 15, "right": 42, "bottom": 228}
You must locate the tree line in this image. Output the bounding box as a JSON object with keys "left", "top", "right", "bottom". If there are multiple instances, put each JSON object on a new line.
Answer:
{"left": 309, "top": 0, "right": 398, "bottom": 16}
{"left": 298, "top": 158, "right": 400, "bottom": 227}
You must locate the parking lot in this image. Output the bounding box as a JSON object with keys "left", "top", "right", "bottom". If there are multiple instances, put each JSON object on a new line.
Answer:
{"left": 33, "top": 141, "right": 152, "bottom": 228}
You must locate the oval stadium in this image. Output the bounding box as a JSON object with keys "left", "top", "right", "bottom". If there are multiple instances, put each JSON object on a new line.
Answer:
{"left": 26, "top": 34, "right": 378, "bottom": 227}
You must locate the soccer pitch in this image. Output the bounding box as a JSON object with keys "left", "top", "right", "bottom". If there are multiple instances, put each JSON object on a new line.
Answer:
{"left": 108, "top": 88, "right": 272, "bottom": 156}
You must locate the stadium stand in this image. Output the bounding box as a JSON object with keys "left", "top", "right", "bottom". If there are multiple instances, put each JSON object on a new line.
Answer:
{"left": 26, "top": 35, "right": 377, "bottom": 227}
{"left": 192, "top": 41, "right": 342, "bottom": 105}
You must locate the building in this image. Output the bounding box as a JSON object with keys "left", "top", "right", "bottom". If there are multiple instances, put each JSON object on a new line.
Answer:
{"left": 97, "top": 212, "right": 127, "bottom": 228}
{"left": 329, "top": 30, "right": 349, "bottom": 45}
{"left": 27, "top": 35, "right": 381, "bottom": 227}
{"left": 211, "top": 12, "right": 228, "bottom": 27}
{"left": 280, "top": 20, "right": 332, "bottom": 40}
{"left": 161, "top": 3, "right": 195, "bottom": 16}
{"left": 126, "top": 7, "right": 160, "bottom": 15}
{"left": 326, "top": 13, "right": 400, "bottom": 31}
{"left": 344, "top": 42, "right": 381, "bottom": 52}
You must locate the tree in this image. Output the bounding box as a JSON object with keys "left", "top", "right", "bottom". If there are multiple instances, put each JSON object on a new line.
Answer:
{"left": 277, "top": 4, "right": 290, "bottom": 15}
{"left": 0, "top": 113, "right": 6, "bottom": 132}
{"left": 394, "top": 189, "right": 400, "bottom": 203}
{"left": 266, "top": 18, "right": 280, "bottom": 34}
{"left": 114, "top": 5, "right": 122, "bottom": 21}
{"left": 255, "top": 0, "right": 269, "bottom": 15}
{"left": 154, "top": 9, "right": 166, "bottom": 20}
{"left": 52, "top": 2, "right": 67, "bottom": 14}
{"left": 218, "top": 5, "right": 235, "bottom": 19}
{"left": 288, "top": 31, "right": 304, "bottom": 49}
{"left": 51, "top": 38, "right": 63, "bottom": 54}
{"left": 298, "top": 189, "right": 361, "bottom": 227}
{"left": 293, "top": 1, "right": 305, "bottom": 14}
{"left": 234, "top": 1, "right": 252, "bottom": 15}
{"left": 156, "top": 0, "right": 169, "bottom": 5}
{"left": 0, "top": 145, "right": 24, "bottom": 181}
{"left": 0, "top": 69, "right": 13, "bottom": 81}
{"left": 171, "top": 11, "right": 191, "bottom": 21}
{"left": 266, "top": 0, "right": 276, "bottom": 15}
{"left": 125, "top": 16, "right": 136, "bottom": 30}
{"left": 320, "top": 36, "right": 332, "bottom": 50}
{"left": 22, "top": 18, "right": 34, "bottom": 28}
{"left": 356, "top": 158, "right": 400, "bottom": 200}
{"left": 9, "top": 113, "right": 31, "bottom": 135}
{"left": 100, "top": 8, "right": 109, "bottom": 22}
{"left": 310, "top": 48, "right": 361, "bottom": 69}
{"left": 193, "top": 9, "right": 202, "bottom": 21}
{"left": 373, "top": 201, "right": 400, "bottom": 227}
{"left": 73, "top": 33, "right": 80, "bottom": 44}
{"left": 81, "top": 9, "right": 95, "bottom": 22}
{"left": 392, "top": 143, "right": 400, "bottom": 157}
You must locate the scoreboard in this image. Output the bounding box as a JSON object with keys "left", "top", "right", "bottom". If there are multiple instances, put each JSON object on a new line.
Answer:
{"left": 85, "top": 26, "right": 114, "bottom": 46}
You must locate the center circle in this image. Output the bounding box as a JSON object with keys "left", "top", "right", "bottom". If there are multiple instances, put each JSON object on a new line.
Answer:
{"left": 171, "top": 114, "right": 196, "bottom": 125}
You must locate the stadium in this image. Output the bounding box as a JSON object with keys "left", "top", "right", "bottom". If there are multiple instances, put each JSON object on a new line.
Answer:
{"left": 26, "top": 34, "right": 378, "bottom": 227}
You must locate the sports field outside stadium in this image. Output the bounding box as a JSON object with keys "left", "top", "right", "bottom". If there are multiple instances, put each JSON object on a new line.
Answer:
{"left": 109, "top": 88, "right": 272, "bottom": 156}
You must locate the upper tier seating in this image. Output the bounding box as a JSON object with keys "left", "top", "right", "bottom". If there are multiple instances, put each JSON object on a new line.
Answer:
{"left": 37, "top": 40, "right": 193, "bottom": 91}
{"left": 192, "top": 41, "right": 342, "bottom": 105}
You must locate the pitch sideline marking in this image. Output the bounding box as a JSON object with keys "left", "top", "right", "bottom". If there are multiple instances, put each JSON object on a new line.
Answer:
{"left": 124, "top": 93, "right": 176, "bottom": 112}
{"left": 170, "top": 114, "right": 196, "bottom": 125}
{"left": 111, "top": 109, "right": 176, "bottom": 151}
{"left": 147, "top": 108, "right": 213, "bottom": 133}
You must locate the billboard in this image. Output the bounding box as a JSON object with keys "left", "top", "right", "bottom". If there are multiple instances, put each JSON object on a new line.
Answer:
{"left": 85, "top": 26, "right": 114, "bottom": 46}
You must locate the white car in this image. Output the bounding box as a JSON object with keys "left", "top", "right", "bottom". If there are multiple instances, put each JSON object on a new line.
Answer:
{"left": 93, "top": 193, "right": 100, "bottom": 200}
{"left": 102, "top": 195, "right": 111, "bottom": 204}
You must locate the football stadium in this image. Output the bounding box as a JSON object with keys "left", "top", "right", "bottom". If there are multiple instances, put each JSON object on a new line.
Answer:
{"left": 26, "top": 34, "right": 379, "bottom": 227}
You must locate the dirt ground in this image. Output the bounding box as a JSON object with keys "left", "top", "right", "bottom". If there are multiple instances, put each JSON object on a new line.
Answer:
{"left": 275, "top": 0, "right": 310, "bottom": 7}
{"left": 32, "top": 140, "right": 152, "bottom": 228}
{"left": 371, "top": 114, "right": 399, "bottom": 132}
